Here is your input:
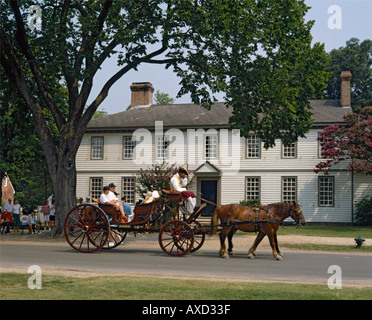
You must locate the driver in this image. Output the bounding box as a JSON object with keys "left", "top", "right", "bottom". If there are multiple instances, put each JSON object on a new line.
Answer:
{"left": 170, "top": 168, "right": 201, "bottom": 214}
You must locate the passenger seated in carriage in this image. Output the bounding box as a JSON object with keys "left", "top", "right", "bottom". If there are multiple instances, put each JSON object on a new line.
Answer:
{"left": 121, "top": 196, "right": 134, "bottom": 221}
{"left": 144, "top": 185, "right": 161, "bottom": 204}
{"left": 100, "top": 186, "right": 127, "bottom": 223}
{"left": 170, "top": 168, "right": 203, "bottom": 215}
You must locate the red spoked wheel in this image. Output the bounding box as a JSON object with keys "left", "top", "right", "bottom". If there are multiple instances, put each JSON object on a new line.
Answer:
{"left": 189, "top": 221, "right": 206, "bottom": 253}
{"left": 64, "top": 204, "right": 110, "bottom": 253}
{"left": 158, "top": 220, "right": 194, "bottom": 257}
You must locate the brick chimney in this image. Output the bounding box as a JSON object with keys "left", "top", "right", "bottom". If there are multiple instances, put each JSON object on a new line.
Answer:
{"left": 340, "top": 71, "right": 352, "bottom": 107}
{"left": 130, "top": 82, "right": 154, "bottom": 107}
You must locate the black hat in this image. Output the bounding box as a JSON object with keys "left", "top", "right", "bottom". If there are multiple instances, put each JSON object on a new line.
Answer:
{"left": 178, "top": 168, "right": 189, "bottom": 176}
{"left": 108, "top": 183, "right": 116, "bottom": 188}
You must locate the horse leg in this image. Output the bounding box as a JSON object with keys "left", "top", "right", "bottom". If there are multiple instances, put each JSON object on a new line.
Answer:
{"left": 227, "top": 227, "right": 237, "bottom": 256}
{"left": 248, "top": 232, "right": 266, "bottom": 259}
{"left": 267, "top": 231, "right": 283, "bottom": 261}
{"left": 219, "top": 226, "right": 232, "bottom": 259}
{"left": 274, "top": 231, "right": 282, "bottom": 257}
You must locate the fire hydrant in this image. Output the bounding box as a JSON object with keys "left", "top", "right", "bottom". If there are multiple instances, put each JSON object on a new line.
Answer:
{"left": 354, "top": 236, "right": 365, "bottom": 248}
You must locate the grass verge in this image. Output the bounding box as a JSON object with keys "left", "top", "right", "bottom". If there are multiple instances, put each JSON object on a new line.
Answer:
{"left": 282, "top": 243, "right": 372, "bottom": 252}
{"left": 1, "top": 273, "right": 371, "bottom": 300}
{"left": 276, "top": 225, "right": 372, "bottom": 238}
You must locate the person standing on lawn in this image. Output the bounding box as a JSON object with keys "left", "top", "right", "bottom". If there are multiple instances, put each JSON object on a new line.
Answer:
{"left": 12, "top": 199, "right": 21, "bottom": 232}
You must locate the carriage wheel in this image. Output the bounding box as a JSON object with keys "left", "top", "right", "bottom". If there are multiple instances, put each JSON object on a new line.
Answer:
{"left": 158, "top": 220, "right": 194, "bottom": 257}
{"left": 101, "top": 227, "right": 127, "bottom": 250}
{"left": 189, "top": 221, "right": 206, "bottom": 253}
{"left": 64, "top": 204, "right": 110, "bottom": 253}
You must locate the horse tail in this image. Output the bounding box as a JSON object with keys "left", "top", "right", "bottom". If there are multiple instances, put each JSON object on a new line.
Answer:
{"left": 211, "top": 205, "right": 222, "bottom": 236}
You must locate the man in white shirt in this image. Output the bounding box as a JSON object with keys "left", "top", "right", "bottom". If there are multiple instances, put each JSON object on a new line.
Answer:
{"left": 108, "top": 183, "right": 134, "bottom": 221}
{"left": 4, "top": 198, "right": 12, "bottom": 214}
{"left": 170, "top": 168, "right": 197, "bottom": 211}
{"left": 100, "top": 186, "right": 127, "bottom": 223}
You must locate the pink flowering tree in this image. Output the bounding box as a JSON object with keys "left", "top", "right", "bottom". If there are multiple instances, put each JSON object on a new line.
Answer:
{"left": 134, "top": 162, "right": 196, "bottom": 199}
{"left": 315, "top": 107, "right": 372, "bottom": 175}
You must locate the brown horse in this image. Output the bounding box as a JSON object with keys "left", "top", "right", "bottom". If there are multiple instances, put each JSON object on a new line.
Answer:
{"left": 211, "top": 202, "right": 305, "bottom": 260}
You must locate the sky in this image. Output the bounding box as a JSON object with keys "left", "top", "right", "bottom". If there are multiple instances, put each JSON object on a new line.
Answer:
{"left": 89, "top": 0, "right": 372, "bottom": 115}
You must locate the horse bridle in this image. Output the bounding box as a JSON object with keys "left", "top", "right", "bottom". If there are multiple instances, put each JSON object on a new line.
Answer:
{"left": 290, "top": 205, "right": 305, "bottom": 227}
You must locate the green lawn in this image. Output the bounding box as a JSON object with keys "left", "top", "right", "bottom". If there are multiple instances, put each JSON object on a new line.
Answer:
{"left": 276, "top": 225, "right": 372, "bottom": 238}
{"left": 1, "top": 273, "right": 371, "bottom": 300}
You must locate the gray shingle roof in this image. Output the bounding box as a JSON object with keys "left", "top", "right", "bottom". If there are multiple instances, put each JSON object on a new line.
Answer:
{"left": 87, "top": 100, "right": 351, "bottom": 132}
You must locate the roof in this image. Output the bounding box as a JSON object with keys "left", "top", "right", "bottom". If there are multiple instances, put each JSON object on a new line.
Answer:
{"left": 87, "top": 100, "right": 351, "bottom": 132}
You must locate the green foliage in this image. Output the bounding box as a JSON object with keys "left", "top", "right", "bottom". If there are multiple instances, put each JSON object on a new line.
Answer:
{"left": 13, "top": 190, "right": 39, "bottom": 213}
{"left": 326, "top": 38, "right": 372, "bottom": 109}
{"left": 1, "top": 0, "right": 330, "bottom": 235}
{"left": 355, "top": 196, "right": 372, "bottom": 226}
{"left": 153, "top": 90, "right": 175, "bottom": 105}
{"left": 239, "top": 199, "right": 261, "bottom": 207}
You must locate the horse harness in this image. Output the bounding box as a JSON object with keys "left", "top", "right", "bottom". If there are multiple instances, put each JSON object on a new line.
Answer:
{"left": 223, "top": 204, "right": 280, "bottom": 232}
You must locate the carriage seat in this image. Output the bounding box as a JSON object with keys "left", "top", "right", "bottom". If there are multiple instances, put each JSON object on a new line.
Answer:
{"left": 92, "top": 198, "right": 118, "bottom": 216}
{"left": 130, "top": 197, "right": 164, "bottom": 225}
{"left": 162, "top": 190, "right": 188, "bottom": 202}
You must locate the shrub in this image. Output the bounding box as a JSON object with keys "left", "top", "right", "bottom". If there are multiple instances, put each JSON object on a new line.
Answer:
{"left": 239, "top": 199, "right": 261, "bottom": 207}
{"left": 354, "top": 196, "right": 372, "bottom": 225}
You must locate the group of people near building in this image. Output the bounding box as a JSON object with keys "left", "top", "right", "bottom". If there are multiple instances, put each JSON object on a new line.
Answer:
{"left": 0, "top": 197, "right": 55, "bottom": 235}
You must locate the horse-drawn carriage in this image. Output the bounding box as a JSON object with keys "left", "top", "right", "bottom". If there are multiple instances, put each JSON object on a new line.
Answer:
{"left": 64, "top": 190, "right": 306, "bottom": 260}
{"left": 64, "top": 190, "right": 208, "bottom": 256}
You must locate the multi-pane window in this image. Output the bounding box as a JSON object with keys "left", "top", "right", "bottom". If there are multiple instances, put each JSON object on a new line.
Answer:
{"left": 91, "top": 136, "right": 104, "bottom": 159}
{"left": 282, "top": 142, "right": 296, "bottom": 158}
{"left": 204, "top": 135, "right": 218, "bottom": 159}
{"left": 245, "top": 177, "right": 260, "bottom": 200}
{"left": 281, "top": 177, "right": 297, "bottom": 202}
{"left": 122, "top": 177, "right": 135, "bottom": 204}
{"left": 246, "top": 135, "right": 261, "bottom": 158}
{"left": 90, "top": 177, "right": 103, "bottom": 200}
{"left": 156, "top": 136, "right": 169, "bottom": 159}
{"left": 319, "top": 176, "right": 334, "bottom": 207}
{"left": 123, "top": 136, "right": 135, "bottom": 159}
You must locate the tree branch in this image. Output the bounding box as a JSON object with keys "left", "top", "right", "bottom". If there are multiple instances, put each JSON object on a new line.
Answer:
{"left": 8, "top": 0, "right": 66, "bottom": 131}
{"left": 72, "top": 0, "right": 114, "bottom": 120}
{"left": 0, "top": 27, "right": 58, "bottom": 180}
{"left": 78, "top": 44, "right": 169, "bottom": 136}
{"left": 59, "top": 0, "right": 79, "bottom": 108}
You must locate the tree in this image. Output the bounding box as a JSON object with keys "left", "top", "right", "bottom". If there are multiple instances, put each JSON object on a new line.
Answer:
{"left": 315, "top": 107, "right": 372, "bottom": 175}
{"left": 0, "top": 74, "right": 53, "bottom": 203}
{"left": 325, "top": 38, "right": 372, "bottom": 109}
{"left": 154, "top": 90, "right": 175, "bottom": 105}
{"left": 1, "top": 0, "right": 329, "bottom": 235}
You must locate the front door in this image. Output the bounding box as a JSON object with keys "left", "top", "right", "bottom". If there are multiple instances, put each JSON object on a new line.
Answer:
{"left": 200, "top": 180, "right": 218, "bottom": 217}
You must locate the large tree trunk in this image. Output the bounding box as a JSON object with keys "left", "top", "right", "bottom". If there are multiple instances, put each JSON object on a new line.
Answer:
{"left": 48, "top": 136, "right": 79, "bottom": 237}
{"left": 51, "top": 164, "right": 77, "bottom": 236}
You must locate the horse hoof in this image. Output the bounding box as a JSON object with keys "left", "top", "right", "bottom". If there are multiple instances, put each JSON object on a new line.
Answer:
{"left": 276, "top": 256, "right": 283, "bottom": 261}
{"left": 219, "top": 252, "right": 230, "bottom": 259}
{"left": 247, "top": 254, "right": 255, "bottom": 259}
{"left": 228, "top": 251, "right": 235, "bottom": 256}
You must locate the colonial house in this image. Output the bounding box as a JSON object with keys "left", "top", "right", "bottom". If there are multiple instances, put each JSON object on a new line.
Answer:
{"left": 76, "top": 72, "right": 371, "bottom": 223}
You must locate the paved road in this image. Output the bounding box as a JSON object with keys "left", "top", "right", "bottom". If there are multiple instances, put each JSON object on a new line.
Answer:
{"left": 1, "top": 240, "right": 371, "bottom": 286}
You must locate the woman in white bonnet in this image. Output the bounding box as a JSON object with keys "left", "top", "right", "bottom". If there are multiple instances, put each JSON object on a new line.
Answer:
{"left": 144, "top": 185, "right": 161, "bottom": 204}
